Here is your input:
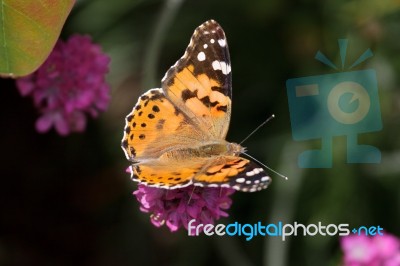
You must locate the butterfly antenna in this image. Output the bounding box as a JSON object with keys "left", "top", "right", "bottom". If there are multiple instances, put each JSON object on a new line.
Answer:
{"left": 243, "top": 152, "right": 288, "bottom": 180}
{"left": 239, "top": 114, "right": 275, "bottom": 145}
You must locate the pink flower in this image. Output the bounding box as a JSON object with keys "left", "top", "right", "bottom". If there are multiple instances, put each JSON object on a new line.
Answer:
{"left": 340, "top": 232, "right": 400, "bottom": 266}
{"left": 16, "top": 34, "right": 111, "bottom": 136}
{"left": 372, "top": 233, "right": 400, "bottom": 260}
{"left": 341, "top": 234, "right": 378, "bottom": 265}
{"left": 133, "top": 184, "right": 235, "bottom": 232}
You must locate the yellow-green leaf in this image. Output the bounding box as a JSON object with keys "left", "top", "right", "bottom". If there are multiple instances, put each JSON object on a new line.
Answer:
{"left": 0, "top": 0, "right": 75, "bottom": 78}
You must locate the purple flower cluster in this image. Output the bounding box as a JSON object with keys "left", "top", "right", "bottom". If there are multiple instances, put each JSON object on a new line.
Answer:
{"left": 341, "top": 233, "right": 400, "bottom": 266}
{"left": 16, "top": 35, "right": 111, "bottom": 136}
{"left": 133, "top": 184, "right": 235, "bottom": 232}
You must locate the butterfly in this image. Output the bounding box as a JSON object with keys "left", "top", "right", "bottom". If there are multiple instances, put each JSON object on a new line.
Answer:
{"left": 121, "top": 20, "right": 271, "bottom": 192}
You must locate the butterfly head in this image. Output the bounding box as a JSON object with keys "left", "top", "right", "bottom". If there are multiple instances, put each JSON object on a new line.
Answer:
{"left": 227, "top": 142, "right": 246, "bottom": 156}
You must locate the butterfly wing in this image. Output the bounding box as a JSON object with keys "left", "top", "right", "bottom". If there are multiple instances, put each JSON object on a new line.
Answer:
{"left": 129, "top": 158, "right": 208, "bottom": 189}
{"left": 193, "top": 156, "right": 271, "bottom": 192}
{"left": 161, "top": 19, "right": 232, "bottom": 139}
{"left": 122, "top": 88, "right": 204, "bottom": 160}
{"left": 122, "top": 20, "right": 231, "bottom": 160}
{"left": 129, "top": 156, "right": 270, "bottom": 192}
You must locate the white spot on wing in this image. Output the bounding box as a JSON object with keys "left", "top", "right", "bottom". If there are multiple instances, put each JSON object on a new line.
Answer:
{"left": 203, "top": 44, "right": 208, "bottom": 49}
{"left": 236, "top": 178, "right": 245, "bottom": 183}
{"left": 197, "top": 52, "right": 206, "bottom": 61}
{"left": 218, "top": 39, "right": 226, "bottom": 47}
{"left": 211, "top": 60, "right": 231, "bottom": 75}
{"left": 246, "top": 168, "right": 263, "bottom": 176}
{"left": 261, "top": 176, "right": 270, "bottom": 182}
{"left": 210, "top": 39, "right": 215, "bottom": 44}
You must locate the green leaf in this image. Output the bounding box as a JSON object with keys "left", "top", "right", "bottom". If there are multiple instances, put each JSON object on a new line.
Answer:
{"left": 0, "top": 0, "right": 75, "bottom": 78}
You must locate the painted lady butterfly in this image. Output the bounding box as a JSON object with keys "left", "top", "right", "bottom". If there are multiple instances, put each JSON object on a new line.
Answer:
{"left": 122, "top": 20, "right": 271, "bottom": 192}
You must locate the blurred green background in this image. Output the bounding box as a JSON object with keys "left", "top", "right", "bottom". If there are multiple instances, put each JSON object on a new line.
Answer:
{"left": 1, "top": 0, "right": 399, "bottom": 265}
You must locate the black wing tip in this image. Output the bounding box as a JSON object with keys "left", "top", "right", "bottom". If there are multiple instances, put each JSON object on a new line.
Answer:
{"left": 197, "top": 19, "right": 225, "bottom": 35}
{"left": 203, "top": 19, "right": 220, "bottom": 26}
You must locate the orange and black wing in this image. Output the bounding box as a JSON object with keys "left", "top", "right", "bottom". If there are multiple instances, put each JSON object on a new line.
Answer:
{"left": 121, "top": 89, "right": 202, "bottom": 161}
{"left": 161, "top": 20, "right": 232, "bottom": 139}
{"left": 193, "top": 156, "right": 271, "bottom": 192}
{"left": 129, "top": 156, "right": 271, "bottom": 192}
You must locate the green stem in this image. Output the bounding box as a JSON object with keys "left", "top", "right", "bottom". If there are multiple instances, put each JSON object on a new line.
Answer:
{"left": 142, "top": 0, "right": 184, "bottom": 90}
{"left": 264, "top": 141, "right": 305, "bottom": 266}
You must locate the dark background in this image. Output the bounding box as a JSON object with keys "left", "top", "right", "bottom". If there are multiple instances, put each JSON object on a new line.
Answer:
{"left": 1, "top": 0, "right": 399, "bottom": 265}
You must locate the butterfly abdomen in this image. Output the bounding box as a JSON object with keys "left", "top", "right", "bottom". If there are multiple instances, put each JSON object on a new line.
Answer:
{"left": 159, "top": 142, "right": 240, "bottom": 162}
